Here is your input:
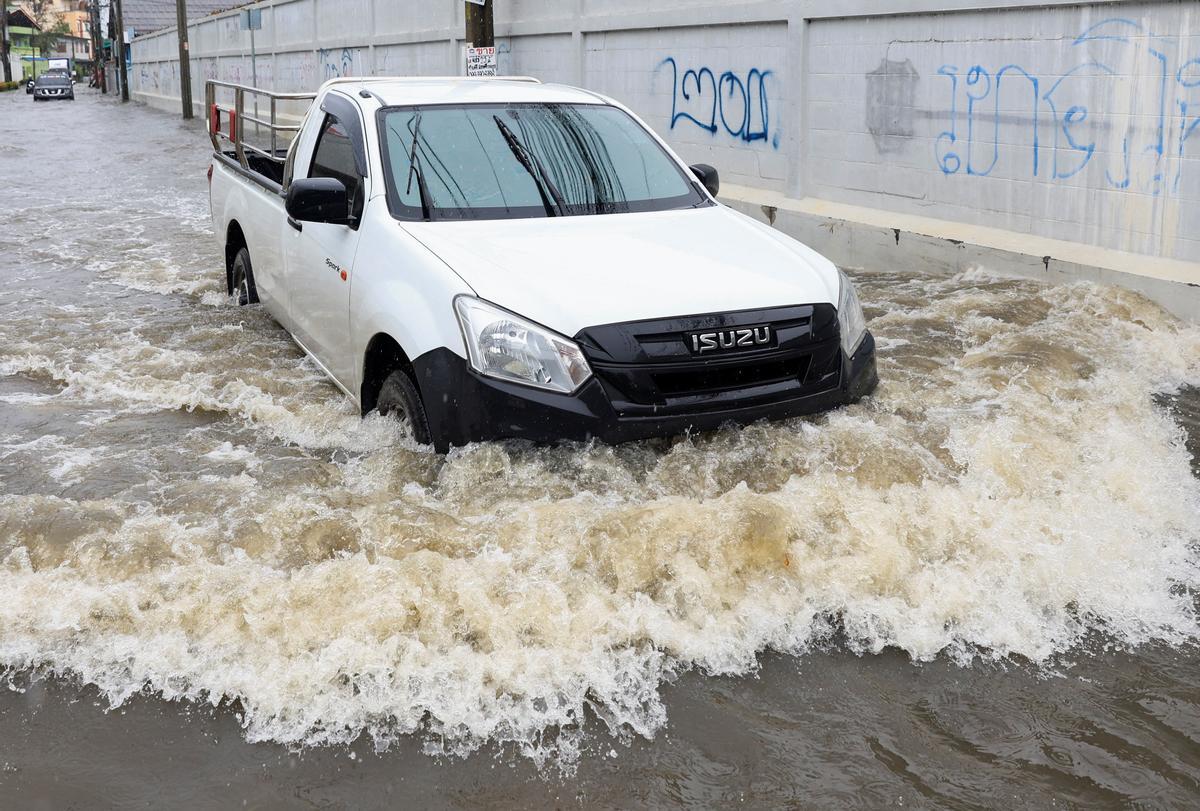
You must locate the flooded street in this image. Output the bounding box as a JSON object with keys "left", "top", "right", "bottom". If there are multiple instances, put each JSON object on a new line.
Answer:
{"left": 2, "top": 89, "right": 1199, "bottom": 807}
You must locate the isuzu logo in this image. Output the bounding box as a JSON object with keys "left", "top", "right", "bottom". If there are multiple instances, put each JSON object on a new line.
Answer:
{"left": 687, "top": 325, "right": 773, "bottom": 354}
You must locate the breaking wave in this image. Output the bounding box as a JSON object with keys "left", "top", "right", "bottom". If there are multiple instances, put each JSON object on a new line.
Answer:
{"left": 2, "top": 264, "right": 1198, "bottom": 763}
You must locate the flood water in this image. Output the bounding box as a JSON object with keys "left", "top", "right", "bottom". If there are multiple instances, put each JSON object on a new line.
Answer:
{"left": 1, "top": 89, "right": 1199, "bottom": 808}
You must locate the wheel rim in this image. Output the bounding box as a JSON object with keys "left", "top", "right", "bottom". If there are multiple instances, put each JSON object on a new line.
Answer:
{"left": 382, "top": 399, "right": 411, "bottom": 429}
{"left": 233, "top": 268, "right": 249, "bottom": 306}
{"left": 378, "top": 388, "right": 415, "bottom": 436}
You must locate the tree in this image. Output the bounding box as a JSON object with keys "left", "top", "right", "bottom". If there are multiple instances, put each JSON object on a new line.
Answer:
{"left": 28, "top": 0, "right": 69, "bottom": 72}
{"left": 1, "top": 4, "right": 12, "bottom": 84}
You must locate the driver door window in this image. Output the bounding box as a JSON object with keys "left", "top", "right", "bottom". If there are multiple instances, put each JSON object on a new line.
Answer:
{"left": 309, "top": 113, "right": 364, "bottom": 225}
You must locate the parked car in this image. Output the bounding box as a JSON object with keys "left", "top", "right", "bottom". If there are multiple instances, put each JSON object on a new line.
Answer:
{"left": 207, "top": 77, "right": 877, "bottom": 451}
{"left": 33, "top": 74, "right": 74, "bottom": 101}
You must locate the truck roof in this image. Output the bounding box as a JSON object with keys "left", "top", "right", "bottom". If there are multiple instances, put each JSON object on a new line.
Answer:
{"left": 319, "top": 77, "right": 608, "bottom": 108}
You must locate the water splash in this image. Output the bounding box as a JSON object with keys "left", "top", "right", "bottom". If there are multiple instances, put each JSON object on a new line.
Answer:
{"left": 1, "top": 97, "right": 1198, "bottom": 766}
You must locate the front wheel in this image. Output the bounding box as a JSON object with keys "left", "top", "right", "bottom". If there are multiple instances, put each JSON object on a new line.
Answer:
{"left": 375, "top": 370, "right": 432, "bottom": 446}
{"left": 230, "top": 247, "right": 258, "bottom": 306}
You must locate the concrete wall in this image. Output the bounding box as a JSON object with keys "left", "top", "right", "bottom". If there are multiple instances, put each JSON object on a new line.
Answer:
{"left": 130, "top": 0, "right": 800, "bottom": 192}
{"left": 806, "top": 3, "right": 1200, "bottom": 264}
{"left": 129, "top": 0, "right": 1200, "bottom": 293}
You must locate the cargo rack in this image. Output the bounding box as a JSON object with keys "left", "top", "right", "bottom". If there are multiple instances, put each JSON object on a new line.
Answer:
{"left": 205, "top": 80, "right": 316, "bottom": 172}
{"left": 204, "top": 76, "right": 543, "bottom": 172}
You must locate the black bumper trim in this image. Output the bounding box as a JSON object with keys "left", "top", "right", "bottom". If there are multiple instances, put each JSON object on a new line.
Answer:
{"left": 410, "top": 332, "right": 877, "bottom": 451}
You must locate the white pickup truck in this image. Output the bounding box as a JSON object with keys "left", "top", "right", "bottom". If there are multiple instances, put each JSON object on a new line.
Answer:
{"left": 206, "top": 76, "right": 876, "bottom": 451}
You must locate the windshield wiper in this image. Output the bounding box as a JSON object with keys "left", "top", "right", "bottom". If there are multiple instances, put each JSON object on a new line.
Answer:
{"left": 399, "top": 115, "right": 432, "bottom": 222}
{"left": 493, "top": 115, "right": 566, "bottom": 217}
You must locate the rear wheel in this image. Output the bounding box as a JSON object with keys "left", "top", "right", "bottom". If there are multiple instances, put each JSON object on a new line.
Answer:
{"left": 230, "top": 247, "right": 258, "bottom": 306}
{"left": 376, "top": 369, "right": 432, "bottom": 446}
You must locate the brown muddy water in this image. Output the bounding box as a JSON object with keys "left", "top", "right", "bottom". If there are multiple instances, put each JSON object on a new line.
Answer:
{"left": 1, "top": 89, "right": 1199, "bottom": 809}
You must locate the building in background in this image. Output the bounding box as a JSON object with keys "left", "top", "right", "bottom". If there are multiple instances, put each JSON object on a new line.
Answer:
{"left": 49, "top": 0, "right": 94, "bottom": 63}
{"left": 5, "top": 0, "right": 94, "bottom": 80}
{"left": 47, "top": 27, "right": 88, "bottom": 68}
{"left": 3, "top": 5, "right": 40, "bottom": 82}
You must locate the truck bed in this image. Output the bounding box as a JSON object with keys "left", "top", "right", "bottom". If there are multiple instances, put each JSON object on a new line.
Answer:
{"left": 216, "top": 149, "right": 289, "bottom": 189}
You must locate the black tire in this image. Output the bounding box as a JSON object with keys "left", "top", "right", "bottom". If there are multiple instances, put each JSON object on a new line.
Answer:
{"left": 230, "top": 247, "right": 258, "bottom": 306}
{"left": 375, "top": 369, "right": 432, "bottom": 446}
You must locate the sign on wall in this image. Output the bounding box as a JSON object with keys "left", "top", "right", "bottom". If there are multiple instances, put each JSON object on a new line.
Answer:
{"left": 465, "top": 45, "right": 496, "bottom": 77}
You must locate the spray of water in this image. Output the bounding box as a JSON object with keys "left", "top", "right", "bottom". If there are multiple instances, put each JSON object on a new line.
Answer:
{"left": 1, "top": 99, "right": 1197, "bottom": 764}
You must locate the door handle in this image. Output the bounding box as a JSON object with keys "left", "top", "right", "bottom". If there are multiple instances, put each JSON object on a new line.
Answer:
{"left": 287, "top": 216, "right": 303, "bottom": 232}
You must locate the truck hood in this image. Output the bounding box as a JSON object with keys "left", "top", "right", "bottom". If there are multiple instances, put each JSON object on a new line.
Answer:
{"left": 401, "top": 205, "right": 840, "bottom": 337}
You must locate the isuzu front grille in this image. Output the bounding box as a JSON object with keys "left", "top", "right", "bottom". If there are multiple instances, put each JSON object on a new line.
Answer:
{"left": 576, "top": 304, "right": 843, "bottom": 415}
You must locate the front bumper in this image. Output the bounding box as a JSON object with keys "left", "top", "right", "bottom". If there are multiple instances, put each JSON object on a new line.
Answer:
{"left": 412, "top": 331, "right": 877, "bottom": 451}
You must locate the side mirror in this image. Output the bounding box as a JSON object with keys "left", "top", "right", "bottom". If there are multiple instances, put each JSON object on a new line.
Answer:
{"left": 689, "top": 163, "right": 719, "bottom": 198}
{"left": 285, "top": 177, "right": 349, "bottom": 225}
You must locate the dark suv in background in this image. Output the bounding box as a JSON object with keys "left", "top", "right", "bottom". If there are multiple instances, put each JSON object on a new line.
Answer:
{"left": 33, "top": 73, "right": 74, "bottom": 101}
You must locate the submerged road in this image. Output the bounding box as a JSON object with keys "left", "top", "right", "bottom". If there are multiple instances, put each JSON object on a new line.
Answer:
{"left": 1, "top": 88, "right": 1199, "bottom": 808}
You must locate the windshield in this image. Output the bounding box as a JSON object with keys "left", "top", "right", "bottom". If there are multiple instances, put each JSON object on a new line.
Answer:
{"left": 39, "top": 75, "right": 70, "bottom": 86}
{"left": 377, "top": 103, "right": 708, "bottom": 221}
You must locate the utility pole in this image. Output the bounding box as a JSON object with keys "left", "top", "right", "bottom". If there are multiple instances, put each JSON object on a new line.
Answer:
{"left": 112, "top": 0, "right": 127, "bottom": 100}
{"left": 464, "top": 0, "right": 493, "bottom": 50}
{"left": 90, "top": 0, "right": 105, "bottom": 92}
{"left": 175, "top": 0, "right": 192, "bottom": 118}
{"left": 1, "top": 0, "right": 12, "bottom": 84}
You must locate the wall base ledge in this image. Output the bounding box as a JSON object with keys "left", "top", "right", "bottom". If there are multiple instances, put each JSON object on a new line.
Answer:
{"left": 720, "top": 184, "right": 1200, "bottom": 323}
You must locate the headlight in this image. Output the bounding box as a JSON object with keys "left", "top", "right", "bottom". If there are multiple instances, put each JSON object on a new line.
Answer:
{"left": 454, "top": 295, "right": 592, "bottom": 394}
{"left": 837, "top": 270, "right": 867, "bottom": 356}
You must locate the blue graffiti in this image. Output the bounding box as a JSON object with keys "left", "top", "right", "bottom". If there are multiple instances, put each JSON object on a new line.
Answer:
{"left": 1041, "top": 62, "right": 1116, "bottom": 180}
{"left": 935, "top": 17, "right": 1199, "bottom": 196}
{"left": 319, "top": 48, "right": 355, "bottom": 80}
{"left": 1073, "top": 17, "right": 1141, "bottom": 44}
{"left": 659, "top": 58, "right": 776, "bottom": 148}
{"left": 935, "top": 66, "right": 961, "bottom": 174}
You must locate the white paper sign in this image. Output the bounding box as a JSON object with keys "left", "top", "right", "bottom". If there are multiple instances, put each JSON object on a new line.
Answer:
{"left": 465, "top": 45, "right": 497, "bottom": 77}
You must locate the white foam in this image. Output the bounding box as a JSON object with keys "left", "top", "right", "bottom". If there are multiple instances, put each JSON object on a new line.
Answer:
{"left": 0, "top": 272, "right": 1197, "bottom": 766}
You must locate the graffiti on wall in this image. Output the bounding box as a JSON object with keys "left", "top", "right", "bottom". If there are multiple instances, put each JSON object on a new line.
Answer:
{"left": 657, "top": 57, "right": 779, "bottom": 149}
{"left": 134, "top": 61, "right": 180, "bottom": 95}
{"left": 221, "top": 59, "right": 248, "bottom": 86}
{"left": 319, "top": 48, "right": 358, "bottom": 80}
{"left": 275, "top": 53, "right": 316, "bottom": 92}
{"left": 934, "top": 17, "right": 1200, "bottom": 196}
